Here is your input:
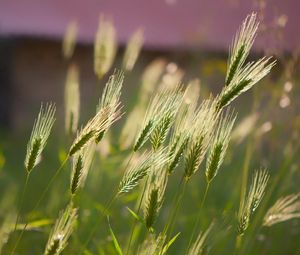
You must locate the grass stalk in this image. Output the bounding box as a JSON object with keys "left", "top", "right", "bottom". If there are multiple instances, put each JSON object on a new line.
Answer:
{"left": 82, "top": 150, "right": 135, "bottom": 252}
{"left": 80, "top": 192, "right": 118, "bottom": 251}
{"left": 159, "top": 177, "right": 187, "bottom": 255}
{"left": 13, "top": 173, "right": 30, "bottom": 233}
{"left": 240, "top": 144, "right": 300, "bottom": 254}
{"left": 239, "top": 136, "right": 254, "bottom": 209}
{"left": 185, "top": 182, "right": 210, "bottom": 254}
{"left": 235, "top": 235, "right": 243, "bottom": 250}
{"left": 125, "top": 175, "right": 149, "bottom": 255}
{"left": 10, "top": 156, "right": 69, "bottom": 254}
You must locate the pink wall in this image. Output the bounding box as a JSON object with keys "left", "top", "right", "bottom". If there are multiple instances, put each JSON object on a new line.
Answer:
{"left": 0, "top": 0, "right": 298, "bottom": 51}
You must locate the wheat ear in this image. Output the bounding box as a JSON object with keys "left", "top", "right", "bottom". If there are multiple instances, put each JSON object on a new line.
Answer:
{"left": 94, "top": 15, "right": 117, "bottom": 79}
{"left": 44, "top": 205, "right": 77, "bottom": 255}
{"left": 122, "top": 28, "right": 144, "bottom": 71}
{"left": 263, "top": 192, "right": 300, "bottom": 226}
{"left": 64, "top": 64, "right": 80, "bottom": 134}
{"left": 25, "top": 103, "right": 56, "bottom": 173}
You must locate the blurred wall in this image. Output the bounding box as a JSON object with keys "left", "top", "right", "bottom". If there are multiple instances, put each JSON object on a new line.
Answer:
{"left": 0, "top": 0, "right": 299, "bottom": 51}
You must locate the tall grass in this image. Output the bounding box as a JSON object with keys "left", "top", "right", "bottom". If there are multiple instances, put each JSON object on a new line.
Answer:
{"left": 1, "top": 12, "right": 300, "bottom": 255}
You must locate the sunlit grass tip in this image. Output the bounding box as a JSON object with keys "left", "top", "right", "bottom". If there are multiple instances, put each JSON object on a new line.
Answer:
{"left": 96, "top": 69, "right": 124, "bottom": 143}
{"left": 118, "top": 149, "right": 168, "bottom": 195}
{"left": 218, "top": 57, "right": 276, "bottom": 110}
{"left": 119, "top": 59, "right": 167, "bottom": 149}
{"left": 122, "top": 28, "right": 144, "bottom": 71}
{"left": 69, "top": 105, "right": 121, "bottom": 156}
{"left": 133, "top": 86, "right": 183, "bottom": 152}
{"left": 65, "top": 64, "right": 80, "bottom": 134}
{"left": 263, "top": 192, "right": 300, "bottom": 227}
{"left": 70, "top": 141, "right": 96, "bottom": 195}
{"left": 205, "top": 109, "right": 236, "bottom": 183}
{"left": 94, "top": 15, "right": 117, "bottom": 79}
{"left": 143, "top": 166, "right": 168, "bottom": 231}
{"left": 62, "top": 21, "right": 78, "bottom": 60}
{"left": 184, "top": 98, "right": 219, "bottom": 179}
{"left": 44, "top": 205, "right": 77, "bottom": 255}
{"left": 226, "top": 12, "right": 259, "bottom": 86}
{"left": 25, "top": 103, "right": 56, "bottom": 173}
{"left": 237, "top": 168, "right": 269, "bottom": 235}
{"left": 188, "top": 222, "right": 214, "bottom": 255}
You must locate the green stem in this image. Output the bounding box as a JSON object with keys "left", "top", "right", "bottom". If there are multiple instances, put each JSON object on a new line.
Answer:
{"left": 82, "top": 150, "right": 134, "bottom": 252}
{"left": 10, "top": 157, "right": 69, "bottom": 254}
{"left": 185, "top": 182, "right": 210, "bottom": 254}
{"left": 81, "top": 192, "right": 118, "bottom": 251}
{"left": 13, "top": 173, "right": 30, "bottom": 232}
{"left": 236, "top": 235, "right": 243, "bottom": 250}
{"left": 239, "top": 137, "right": 253, "bottom": 208}
{"left": 240, "top": 143, "right": 299, "bottom": 254}
{"left": 125, "top": 175, "right": 149, "bottom": 255}
{"left": 160, "top": 178, "right": 187, "bottom": 255}
{"left": 161, "top": 176, "right": 185, "bottom": 237}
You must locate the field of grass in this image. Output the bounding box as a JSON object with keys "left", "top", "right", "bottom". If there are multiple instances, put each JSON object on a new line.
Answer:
{"left": 0, "top": 13, "right": 300, "bottom": 255}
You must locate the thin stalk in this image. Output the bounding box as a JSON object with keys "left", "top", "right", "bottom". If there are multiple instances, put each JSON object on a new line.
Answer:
{"left": 161, "top": 176, "right": 185, "bottom": 237}
{"left": 185, "top": 182, "right": 210, "bottom": 254}
{"left": 13, "top": 173, "right": 30, "bottom": 233}
{"left": 239, "top": 87, "right": 258, "bottom": 206}
{"left": 82, "top": 150, "right": 134, "bottom": 252}
{"left": 240, "top": 143, "right": 300, "bottom": 254}
{"left": 235, "top": 235, "right": 243, "bottom": 250}
{"left": 160, "top": 178, "right": 187, "bottom": 255}
{"left": 200, "top": 182, "right": 210, "bottom": 209}
{"left": 125, "top": 145, "right": 160, "bottom": 255}
{"left": 125, "top": 175, "right": 149, "bottom": 255}
{"left": 239, "top": 137, "right": 253, "bottom": 208}
{"left": 81, "top": 192, "right": 118, "bottom": 251}
{"left": 10, "top": 157, "right": 69, "bottom": 255}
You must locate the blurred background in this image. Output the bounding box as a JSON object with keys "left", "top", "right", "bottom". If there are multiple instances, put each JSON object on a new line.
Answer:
{"left": 1, "top": 0, "right": 300, "bottom": 254}
{"left": 0, "top": 0, "right": 299, "bottom": 130}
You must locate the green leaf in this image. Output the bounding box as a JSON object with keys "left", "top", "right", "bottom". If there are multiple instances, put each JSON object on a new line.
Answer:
{"left": 15, "top": 218, "right": 54, "bottom": 230}
{"left": 126, "top": 207, "right": 146, "bottom": 227}
{"left": 108, "top": 217, "right": 123, "bottom": 255}
{"left": 161, "top": 232, "right": 181, "bottom": 254}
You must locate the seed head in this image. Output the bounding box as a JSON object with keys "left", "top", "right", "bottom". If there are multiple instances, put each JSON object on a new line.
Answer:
{"left": 263, "top": 193, "right": 300, "bottom": 227}
{"left": 25, "top": 103, "right": 56, "bottom": 173}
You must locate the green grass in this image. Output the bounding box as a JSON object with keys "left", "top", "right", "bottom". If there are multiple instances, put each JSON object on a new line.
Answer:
{"left": 0, "top": 12, "right": 300, "bottom": 255}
